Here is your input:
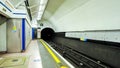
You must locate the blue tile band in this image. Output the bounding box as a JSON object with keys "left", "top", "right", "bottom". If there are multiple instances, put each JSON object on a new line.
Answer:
{"left": 0, "top": 1, "right": 12, "bottom": 12}
{"left": 22, "top": 18, "right": 25, "bottom": 51}
{"left": 32, "top": 28, "right": 35, "bottom": 40}
{"left": 0, "top": 1, "right": 26, "bottom": 15}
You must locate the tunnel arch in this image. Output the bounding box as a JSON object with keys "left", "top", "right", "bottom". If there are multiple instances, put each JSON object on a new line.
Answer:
{"left": 41, "top": 28, "right": 55, "bottom": 40}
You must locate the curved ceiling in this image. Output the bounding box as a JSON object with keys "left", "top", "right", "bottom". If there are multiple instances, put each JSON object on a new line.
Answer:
{"left": 8, "top": 0, "right": 89, "bottom": 21}
{"left": 37, "top": 0, "right": 89, "bottom": 23}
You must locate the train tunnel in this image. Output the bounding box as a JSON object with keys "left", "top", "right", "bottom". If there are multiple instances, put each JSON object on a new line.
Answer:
{"left": 0, "top": 0, "right": 120, "bottom": 68}
{"left": 41, "top": 28, "right": 55, "bottom": 40}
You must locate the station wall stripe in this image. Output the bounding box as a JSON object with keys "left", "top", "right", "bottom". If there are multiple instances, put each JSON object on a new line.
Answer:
{"left": 22, "top": 18, "right": 26, "bottom": 51}
{"left": 0, "top": 1, "right": 12, "bottom": 12}
{"left": 0, "top": 1, "right": 27, "bottom": 15}
{"left": 32, "top": 28, "right": 34, "bottom": 40}
{"left": 13, "top": 13, "right": 26, "bottom": 15}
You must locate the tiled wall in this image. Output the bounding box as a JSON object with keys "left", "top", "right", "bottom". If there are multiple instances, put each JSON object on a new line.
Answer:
{"left": 66, "top": 30, "right": 120, "bottom": 43}
{"left": 0, "top": 23, "right": 6, "bottom": 51}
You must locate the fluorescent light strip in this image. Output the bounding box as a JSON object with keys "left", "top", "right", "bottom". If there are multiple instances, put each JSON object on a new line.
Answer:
{"left": 37, "top": 0, "right": 48, "bottom": 20}
{"left": 40, "top": 0, "right": 44, "bottom": 4}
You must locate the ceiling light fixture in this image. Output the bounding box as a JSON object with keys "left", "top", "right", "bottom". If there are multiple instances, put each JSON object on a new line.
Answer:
{"left": 37, "top": 0, "right": 48, "bottom": 20}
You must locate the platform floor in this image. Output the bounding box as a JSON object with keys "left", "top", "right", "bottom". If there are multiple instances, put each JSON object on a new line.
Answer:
{"left": 0, "top": 40, "right": 72, "bottom": 68}
{"left": 38, "top": 40, "right": 58, "bottom": 68}
{"left": 0, "top": 40, "right": 43, "bottom": 68}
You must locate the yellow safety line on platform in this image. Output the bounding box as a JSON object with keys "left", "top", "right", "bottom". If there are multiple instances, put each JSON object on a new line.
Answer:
{"left": 40, "top": 39, "right": 68, "bottom": 68}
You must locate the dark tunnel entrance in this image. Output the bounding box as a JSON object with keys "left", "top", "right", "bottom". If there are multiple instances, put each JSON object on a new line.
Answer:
{"left": 41, "top": 28, "right": 55, "bottom": 41}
